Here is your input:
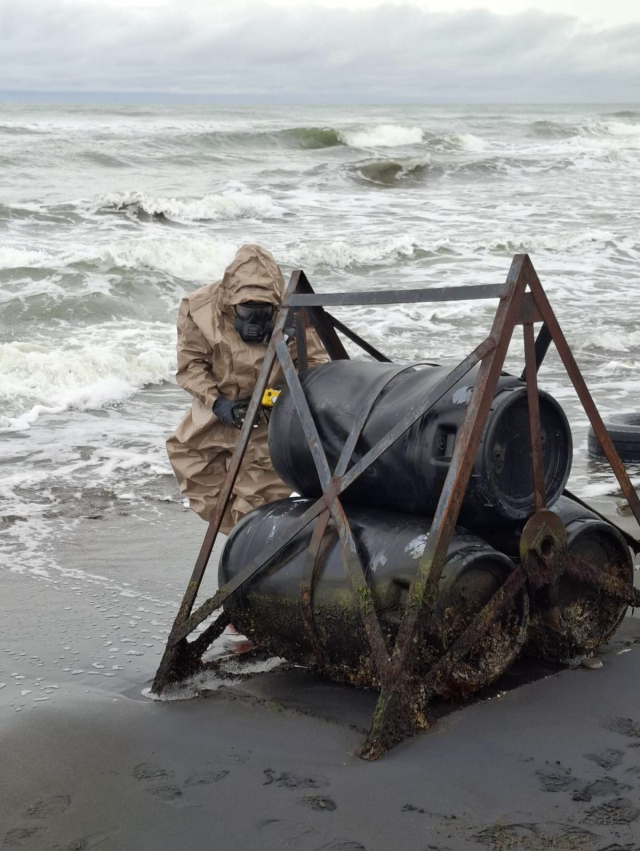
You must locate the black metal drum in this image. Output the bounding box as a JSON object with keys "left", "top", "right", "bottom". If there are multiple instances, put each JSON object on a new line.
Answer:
{"left": 485, "top": 496, "right": 633, "bottom": 659}
{"left": 268, "top": 360, "right": 572, "bottom": 531}
{"left": 220, "top": 498, "right": 529, "bottom": 697}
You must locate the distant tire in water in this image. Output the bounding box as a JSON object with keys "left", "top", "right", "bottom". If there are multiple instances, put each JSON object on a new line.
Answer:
{"left": 588, "top": 413, "right": 640, "bottom": 462}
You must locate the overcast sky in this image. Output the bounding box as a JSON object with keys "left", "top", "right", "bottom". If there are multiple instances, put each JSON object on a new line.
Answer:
{"left": 1, "top": 0, "right": 638, "bottom": 103}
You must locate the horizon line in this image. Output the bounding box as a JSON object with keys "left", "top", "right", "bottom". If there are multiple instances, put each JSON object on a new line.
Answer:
{"left": 1, "top": 91, "right": 639, "bottom": 108}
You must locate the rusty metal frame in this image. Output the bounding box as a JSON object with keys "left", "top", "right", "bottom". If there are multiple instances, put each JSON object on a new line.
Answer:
{"left": 154, "top": 254, "right": 640, "bottom": 760}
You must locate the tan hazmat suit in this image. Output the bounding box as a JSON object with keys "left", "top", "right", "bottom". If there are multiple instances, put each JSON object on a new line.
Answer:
{"left": 167, "top": 245, "right": 327, "bottom": 534}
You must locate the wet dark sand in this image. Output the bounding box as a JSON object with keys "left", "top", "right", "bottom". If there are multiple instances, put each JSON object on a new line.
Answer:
{"left": 3, "top": 504, "right": 640, "bottom": 850}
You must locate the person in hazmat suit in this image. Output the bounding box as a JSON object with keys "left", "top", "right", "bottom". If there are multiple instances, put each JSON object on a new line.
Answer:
{"left": 167, "top": 244, "right": 327, "bottom": 534}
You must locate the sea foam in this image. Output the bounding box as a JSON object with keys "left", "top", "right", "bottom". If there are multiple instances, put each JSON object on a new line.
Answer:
{"left": 281, "top": 235, "right": 421, "bottom": 269}
{"left": 339, "top": 125, "right": 424, "bottom": 147}
{"left": 0, "top": 323, "right": 175, "bottom": 431}
{"left": 86, "top": 189, "right": 284, "bottom": 223}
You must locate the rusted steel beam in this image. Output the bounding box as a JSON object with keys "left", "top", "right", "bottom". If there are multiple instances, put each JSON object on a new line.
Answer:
{"left": 333, "top": 365, "right": 407, "bottom": 479}
{"left": 520, "top": 322, "right": 552, "bottom": 380}
{"left": 275, "top": 336, "right": 392, "bottom": 676}
{"left": 152, "top": 610, "right": 233, "bottom": 691}
{"left": 523, "top": 321, "right": 547, "bottom": 511}
{"left": 326, "top": 314, "right": 392, "bottom": 363}
{"left": 564, "top": 558, "right": 640, "bottom": 608}
{"left": 293, "top": 271, "right": 350, "bottom": 361}
{"left": 300, "top": 510, "right": 331, "bottom": 661}
{"left": 361, "top": 564, "right": 527, "bottom": 760}
{"left": 294, "top": 307, "right": 308, "bottom": 374}
{"left": 424, "top": 565, "right": 526, "bottom": 695}
{"left": 361, "top": 254, "right": 528, "bottom": 759}
{"left": 328, "top": 498, "right": 393, "bottom": 681}
{"left": 399, "top": 255, "right": 527, "bottom": 644}
{"left": 290, "top": 283, "right": 507, "bottom": 308}
{"left": 172, "top": 494, "right": 328, "bottom": 643}
{"left": 360, "top": 255, "right": 528, "bottom": 753}
{"left": 152, "top": 273, "right": 301, "bottom": 692}
{"left": 275, "top": 337, "right": 333, "bottom": 490}
{"left": 185, "top": 609, "right": 232, "bottom": 662}
{"left": 528, "top": 268, "right": 640, "bottom": 527}
{"left": 516, "top": 292, "right": 543, "bottom": 325}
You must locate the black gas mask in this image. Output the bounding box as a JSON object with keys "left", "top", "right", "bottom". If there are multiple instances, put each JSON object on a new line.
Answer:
{"left": 234, "top": 301, "right": 275, "bottom": 344}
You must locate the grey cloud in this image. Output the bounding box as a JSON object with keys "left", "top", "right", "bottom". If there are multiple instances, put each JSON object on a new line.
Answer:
{"left": 0, "top": 0, "right": 638, "bottom": 101}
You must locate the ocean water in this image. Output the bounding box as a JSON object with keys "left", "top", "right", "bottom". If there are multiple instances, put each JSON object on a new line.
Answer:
{"left": 2, "top": 102, "right": 640, "bottom": 579}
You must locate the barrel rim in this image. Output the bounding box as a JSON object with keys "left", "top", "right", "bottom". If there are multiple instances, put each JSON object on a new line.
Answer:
{"left": 479, "top": 384, "right": 573, "bottom": 519}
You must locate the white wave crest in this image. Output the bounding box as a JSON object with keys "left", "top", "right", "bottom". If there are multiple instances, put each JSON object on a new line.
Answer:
{"left": 87, "top": 237, "right": 238, "bottom": 281}
{"left": 281, "top": 235, "right": 419, "bottom": 269}
{"left": 0, "top": 247, "right": 52, "bottom": 270}
{"left": 339, "top": 125, "right": 424, "bottom": 147}
{"left": 425, "top": 132, "right": 489, "bottom": 153}
{"left": 86, "top": 189, "right": 284, "bottom": 222}
{"left": 454, "top": 133, "right": 490, "bottom": 152}
{"left": 0, "top": 237, "right": 239, "bottom": 282}
{"left": 0, "top": 323, "right": 175, "bottom": 431}
{"left": 485, "top": 229, "right": 639, "bottom": 257}
{"left": 587, "top": 330, "right": 640, "bottom": 354}
{"left": 580, "top": 120, "right": 640, "bottom": 138}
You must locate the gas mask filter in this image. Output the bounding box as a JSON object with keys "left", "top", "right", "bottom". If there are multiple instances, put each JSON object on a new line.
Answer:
{"left": 234, "top": 301, "right": 275, "bottom": 344}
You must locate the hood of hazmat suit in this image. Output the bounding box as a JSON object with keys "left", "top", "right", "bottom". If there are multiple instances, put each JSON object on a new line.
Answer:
{"left": 166, "top": 244, "right": 328, "bottom": 533}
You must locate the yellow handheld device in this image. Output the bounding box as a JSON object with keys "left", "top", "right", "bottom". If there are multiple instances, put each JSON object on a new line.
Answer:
{"left": 261, "top": 388, "right": 281, "bottom": 408}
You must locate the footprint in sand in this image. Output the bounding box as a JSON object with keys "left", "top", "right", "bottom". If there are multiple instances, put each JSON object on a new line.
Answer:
{"left": 6, "top": 793, "right": 73, "bottom": 848}
{"left": 132, "top": 763, "right": 175, "bottom": 782}
{"left": 301, "top": 796, "right": 337, "bottom": 812}
{"left": 132, "top": 763, "right": 204, "bottom": 808}
{"left": 572, "top": 777, "right": 632, "bottom": 803}
{"left": 147, "top": 785, "right": 184, "bottom": 802}
{"left": 4, "top": 827, "right": 44, "bottom": 847}
{"left": 22, "top": 794, "right": 72, "bottom": 819}
{"left": 536, "top": 769, "right": 575, "bottom": 793}
{"left": 62, "top": 828, "right": 120, "bottom": 850}
{"left": 256, "top": 819, "right": 363, "bottom": 850}
{"left": 184, "top": 769, "right": 229, "bottom": 787}
{"left": 227, "top": 748, "right": 252, "bottom": 764}
{"left": 584, "top": 748, "right": 625, "bottom": 770}
{"left": 475, "top": 822, "right": 598, "bottom": 849}
{"left": 599, "top": 716, "right": 640, "bottom": 739}
{"left": 263, "top": 769, "right": 330, "bottom": 789}
{"left": 584, "top": 797, "right": 640, "bottom": 826}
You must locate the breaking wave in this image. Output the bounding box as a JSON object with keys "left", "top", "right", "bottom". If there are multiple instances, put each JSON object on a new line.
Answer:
{"left": 531, "top": 118, "right": 640, "bottom": 139}
{"left": 280, "top": 236, "right": 423, "bottom": 269}
{"left": 352, "top": 156, "right": 431, "bottom": 185}
{"left": 0, "top": 323, "right": 175, "bottom": 431}
{"left": 0, "top": 237, "right": 238, "bottom": 283}
{"left": 484, "top": 230, "right": 640, "bottom": 257}
{"left": 83, "top": 238, "right": 238, "bottom": 281}
{"left": 0, "top": 247, "right": 52, "bottom": 270}
{"left": 192, "top": 126, "right": 344, "bottom": 150}
{"left": 425, "top": 132, "right": 489, "bottom": 152}
{"left": 86, "top": 190, "right": 284, "bottom": 223}
{"left": 278, "top": 127, "right": 343, "bottom": 149}
{"left": 188, "top": 123, "right": 426, "bottom": 150}
{"left": 607, "top": 110, "right": 640, "bottom": 119}
{"left": 339, "top": 124, "right": 424, "bottom": 147}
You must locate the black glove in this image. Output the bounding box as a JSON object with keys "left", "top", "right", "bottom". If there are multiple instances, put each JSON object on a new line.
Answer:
{"left": 213, "top": 397, "right": 260, "bottom": 429}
